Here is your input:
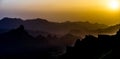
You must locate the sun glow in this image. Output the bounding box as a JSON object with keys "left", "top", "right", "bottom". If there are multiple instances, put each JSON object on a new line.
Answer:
{"left": 108, "top": 0, "right": 120, "bottom": 10}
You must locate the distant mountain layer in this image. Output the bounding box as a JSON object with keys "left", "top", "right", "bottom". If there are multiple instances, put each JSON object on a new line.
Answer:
{"left": 0, "top": 17, "right": 108, "bottom": 36}
{"left": 96, "top": 24, "right": 120, "bottom": 35}
{"left": 69, "top": 24, "right": 120, "bottom": 37}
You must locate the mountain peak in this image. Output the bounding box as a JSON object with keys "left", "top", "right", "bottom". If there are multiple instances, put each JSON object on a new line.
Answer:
{"left": 26, "top": 18, "right": 49, "bottom": 23}
{"left": 0, "top": 25, "right": 34, "bottom": 40}
{"left": 16, "top": 25, "right": 25, "bottom": 31}
{"left": 1, "top": 17, "right": 22, "bottom": 21}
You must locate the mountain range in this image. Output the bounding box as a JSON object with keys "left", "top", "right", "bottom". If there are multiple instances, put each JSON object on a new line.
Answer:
{"left": 0, "top": 17, "right": 119, "bottom": 38}
{"left": 96, "top": 24, "right": 120, "bottom": 35}
{"left": 0, "top": 17, "right": 107, "bottom": 36}
{"left": 0, "top": 17, "right": 119, "bottom": 58}
{"left": 0, "top": 25, "right": 66, "bottom": 58}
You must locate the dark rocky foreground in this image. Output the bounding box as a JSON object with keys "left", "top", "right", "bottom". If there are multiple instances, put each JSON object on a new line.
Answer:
{"left": 0, "top": 25, "right": 119, "bottom": 59}
{"left": 59, "top": 30, "right": 120, "bottom": 59}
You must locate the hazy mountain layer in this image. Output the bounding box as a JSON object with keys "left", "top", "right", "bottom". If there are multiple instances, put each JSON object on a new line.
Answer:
{"left": 0, "top": 17, "right": 108, "bottom": 37}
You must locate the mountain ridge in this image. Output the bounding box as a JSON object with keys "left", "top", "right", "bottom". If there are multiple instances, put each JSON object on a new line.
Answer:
{"left": 0, "top": 17, "right": 108, "bottom": 37}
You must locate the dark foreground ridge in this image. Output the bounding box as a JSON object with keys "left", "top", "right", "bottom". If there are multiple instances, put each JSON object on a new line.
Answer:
{"left": 0, "top": 25, "right": 119, "bottom": 59}
{"left": 60, "top": 30, "right": 120, "bottom": 59}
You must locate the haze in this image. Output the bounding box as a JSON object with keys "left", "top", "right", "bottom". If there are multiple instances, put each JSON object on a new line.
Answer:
{"left": 0, "top": 0, "right": 120, "bottom": 25}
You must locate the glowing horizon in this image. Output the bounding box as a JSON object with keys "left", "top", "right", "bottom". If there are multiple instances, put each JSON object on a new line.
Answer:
{"left": 0, "top": 0, "right": 120, "bottom": 25}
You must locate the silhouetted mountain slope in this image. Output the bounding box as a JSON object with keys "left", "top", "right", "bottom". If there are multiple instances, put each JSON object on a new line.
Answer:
{"left": 0, "top": 25, "right": 39, "bottom": 55}
{"left": 27, "top": 30, "right": 50, "bottom": 37}
{"left": 0, "top": 17, "right": 23, "bottom": 29}
{"left": 0, "top": 25, "right": 34, "bottom": 41}
{"left": 69, "top": 24, "right": 120, "bottom": 38}
{"left": 0, "top": 29, "right": 9, "bottom": 34}
{"left": 1, "top": 17, "right": 120, "bottom": 59}
{"left": 96, "top": 24, "right": 120, "bottom": 35}
{"left": 0, "top": 25, "right": 74, "bottom": 58}
{"left": 99, "top": 50, "right": 112, "bottom": 59}
{"left": 0, "top": 17, "right": 108, "bottom": 37}
{"left": 0, "top": 25, "right": 62, "bottom": 58}
{"left": 60, "top": 29, "right": 120, "bottom": 59}
{"left": 60, "top": 34, "right": 79, "bottom": 46}
{"left": 69, "top": 29, "right": 98, "bottom": 39}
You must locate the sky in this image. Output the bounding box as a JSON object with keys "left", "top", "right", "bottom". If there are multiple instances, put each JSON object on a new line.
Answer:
{"left": 0, "top": 0, "right": 120, "bottom": 25}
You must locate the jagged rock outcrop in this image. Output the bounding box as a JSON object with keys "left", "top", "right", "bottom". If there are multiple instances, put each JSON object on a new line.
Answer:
{"left": 60, "top": 29, "right": 120, "bottom": 59}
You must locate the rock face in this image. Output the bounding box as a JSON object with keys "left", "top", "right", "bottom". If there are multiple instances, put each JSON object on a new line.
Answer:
{"left": 60, "top": 29, "right": 120, "bottom": 59}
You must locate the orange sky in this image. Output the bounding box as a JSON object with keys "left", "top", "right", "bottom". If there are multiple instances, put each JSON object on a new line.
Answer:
{"left": 0, "top": 0, "right": 120, "bottom": 25}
